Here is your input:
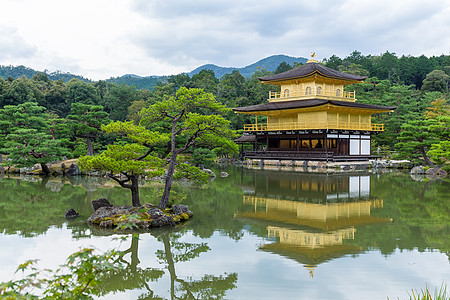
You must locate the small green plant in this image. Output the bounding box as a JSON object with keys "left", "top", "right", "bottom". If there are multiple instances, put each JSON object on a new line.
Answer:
{"left": 388, "top": 283, "right": 448, "bottom": 300}
{"left": 115, "top": 208, "right": 148, "bottom": 231}
{"left": 407, "top": 283, "right": 448, "bottom": 300}
{"left": 0, "top": 248, "right": 124, "bottom": 299}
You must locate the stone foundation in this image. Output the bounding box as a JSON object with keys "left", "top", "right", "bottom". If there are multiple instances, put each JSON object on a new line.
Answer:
{"left": 244, "top": 158, "right": 410, "bottom": 173}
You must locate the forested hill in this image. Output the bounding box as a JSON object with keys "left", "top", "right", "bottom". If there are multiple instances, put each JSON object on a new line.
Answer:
{"left": 0, "top": 65, "right": 90, "bottom": 82}
{"left": 0, "top": 65, "right": 166, "bottom": 90}
{"left": 2, "top": 52, "right": 449, "bottom": 91}
{"left": 188, "top": 55, "right": 308, "bottom": 78}
{"left": 0, "top": 55, "right": 307, "bottom": 89}
{"left": 105, "top": 75, "right": 168, "bottom": 90}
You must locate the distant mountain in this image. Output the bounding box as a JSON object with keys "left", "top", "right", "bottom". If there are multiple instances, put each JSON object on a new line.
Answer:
{"left": 0, "top": 65, "right": 90, "bottom": 82}
{"left": 188, "top": 55, "right": 308, "bottom": 78}
{"left": 0, "top": 54, "right": 307, "bottom": 90}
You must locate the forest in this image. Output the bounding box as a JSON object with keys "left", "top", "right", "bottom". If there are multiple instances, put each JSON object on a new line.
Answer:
{"left": 0, "top": 51, "right": 449, "bottom": 170}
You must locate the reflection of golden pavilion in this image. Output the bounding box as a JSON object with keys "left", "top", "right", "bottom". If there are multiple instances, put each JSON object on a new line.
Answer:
{"left": 262, "top": 226, "right": 362, "bottom": 278}
{"left": 236, "top": 172, "right": 391, "bottom": 277}
{"left": 267, "top": 226, "right": 355, "bottom": 249}
{"left": 242, "top": 195, "right": 386, "bottom": 231}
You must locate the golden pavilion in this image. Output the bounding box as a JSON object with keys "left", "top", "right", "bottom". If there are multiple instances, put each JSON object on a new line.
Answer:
{"left": 233, "top": 54, "right": 396, "bottom": 161}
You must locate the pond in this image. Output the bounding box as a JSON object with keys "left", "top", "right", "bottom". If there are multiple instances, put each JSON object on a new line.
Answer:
{"left": 0, "top": 167, "right": 449, "bottom": 299}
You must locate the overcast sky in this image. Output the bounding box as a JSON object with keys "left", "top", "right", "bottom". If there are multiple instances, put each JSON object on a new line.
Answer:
{"left": 1, "top": 0, "right": 449, "bottom": 80}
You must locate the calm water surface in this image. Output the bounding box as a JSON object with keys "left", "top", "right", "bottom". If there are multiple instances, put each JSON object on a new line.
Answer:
{"left": 0, "top": 167, "right": 449, "bottom": 299}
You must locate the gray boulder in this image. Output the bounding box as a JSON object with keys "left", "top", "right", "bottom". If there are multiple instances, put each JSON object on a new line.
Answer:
{"left": 92, "top": 198, "right": 113, "bottom": 211}
{"left": 425, "top": 168, "right": 448, "bottom": 180}
{"left": 64, "top": 208, "right": 80, "bottom": 219}
{"left": 410, "top": 166, "right": 425, "bottom": 174}
{"left": 202, "top": 168, "right": 216, "bottom": 178}
{"left": 172, "top": 204, "right": 193, "bottom": 217}
{"left": 66, "top": 163, "right": 81, "bottom": 176}
{"left": 87, "top": 205, "right": 133, "bottom": 224}
{"left": 147, "top": 207, "right": 165, "bottom": 219}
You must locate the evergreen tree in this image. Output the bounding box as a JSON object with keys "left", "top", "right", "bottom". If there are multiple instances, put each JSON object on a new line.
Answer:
{"left": 67, "top": 102, "right": 110, "bottom": 156}
{"left": 395, "top": 119, "right": 440, "bottom": 166}
{"left": 79, "top": 121, "right": 168, "bottom": 207}
{"left": 0, "top": 102, "right": 70, "bottom": 173}
{"left": 140, "top": 87, "right": 237, "bottom": 209}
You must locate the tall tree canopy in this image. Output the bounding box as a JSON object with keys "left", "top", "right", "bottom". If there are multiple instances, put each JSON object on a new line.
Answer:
{"left": 79, "top": 121, "right": 168, "bottom": 207}
{"left": 0, "top": 102, "right": 70, "bottom": 173}
{"left": 140, "top": 87, "right": 237, "bottom": 209}
{"left": 67, "top": 103, "right": 110, "bottom": 156}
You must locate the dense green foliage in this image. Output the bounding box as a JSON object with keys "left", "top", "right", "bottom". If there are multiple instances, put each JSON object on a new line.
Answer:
{"left": 106, "top": 75, "right": 167, "bottom": 90}
{"left": 78, "top": 121, "right": 168, "bottom": 207}
{"left": 0, "top": 51, "right": 449, "bottom": 168}
{"left": 140, "top": 87, "right": 237, "bottom": 208}
{"left": 0, "top": 66, "right": 90, "bottom": 82}
{"left": 0, "top": 102, "right": 71, "bottom": 173}
{"left": 67, "top": 103, "right": 111, "bottom": 156}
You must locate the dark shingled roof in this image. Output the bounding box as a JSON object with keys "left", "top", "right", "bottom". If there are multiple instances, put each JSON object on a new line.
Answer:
{"left": 233, "top": 99, "right": 396, "bottom": 113}
{"left": 234, "top": 134, "right": 257, "bottom": 143}
{"left": 258, "top": 62, "right": 367, "bottom": 82}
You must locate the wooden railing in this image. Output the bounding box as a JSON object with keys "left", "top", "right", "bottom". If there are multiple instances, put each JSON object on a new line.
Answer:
{"left": 245, "top": 150, "right": 334, "bottom": 160}
{"left": 243, "top": 122, "right": 384, "bottom": 132}
{"left": 242, "top": 151, "right": 374, "bottom": 161}
{"left": 269, "top": 89, "right": 356, "bottom": 102}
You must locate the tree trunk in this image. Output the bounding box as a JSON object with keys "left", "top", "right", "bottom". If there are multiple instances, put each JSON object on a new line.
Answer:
{"left": 159, "top": 153, "right": 177, "bottom": 209}
{"left": 420, "top": 146, "right": 436, "bottom": 167}
{"left": 130, "top": 236, "right": 140, "bottom": 273}
{"left": 162, "top": 234, "right": 176, "bottom": 300}
{"left": 130, "top": 174, "right": 141, "bottom": 207}
{"left": 86, "top": 137, "right": 94, "bottom": 156}
{"left": 159, "top": 121, "right": 178, "bottom": 210}
{"left": 40, "top": 163, "right": 51, "bottom": 174}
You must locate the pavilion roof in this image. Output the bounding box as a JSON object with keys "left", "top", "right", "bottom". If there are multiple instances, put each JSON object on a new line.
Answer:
{"left": 233, "top": 99, "right": 396, "bottom": 113}
{"left": 234, "top": 134, "right": 257, "bottom": 143}
{"left": 258, "top": 62, "right": 367, "bottom": 83}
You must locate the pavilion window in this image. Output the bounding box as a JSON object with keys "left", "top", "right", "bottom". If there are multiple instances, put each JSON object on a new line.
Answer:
{"left": 284, "top": 89, "right": 290, "bottom": 97}
{"left": 306, "top": 86, "right": 312, "bottom": 95}
{"left": 268, "top": 138, "right": 279, "bottom": 149}
{"left": 311, "top": 139, "right": 324, "bottom": 148}
{"left": 317, "top": 86, "right": 322, "bottom": 95}
{"left": 280, "top": 139, "right": 297, "bottom": 149}
{"left": 300, "top": 139, "right": 310, "bottom": 148}
{"left": 336, "top": 89, "right": 341, "bottom": 97}
{"left": 327, "top": 139, "right": 337, "bottom": 148}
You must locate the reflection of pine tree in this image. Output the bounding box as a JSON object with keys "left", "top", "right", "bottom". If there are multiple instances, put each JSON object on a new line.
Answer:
{"left": 96, "top": 235, "right": 164, "bottom": 298}
{"left": 94, "top": 231, "right": 237, "bottom": 299}
{"left": 156, "top": 232, "right": 238, "bottom": 300}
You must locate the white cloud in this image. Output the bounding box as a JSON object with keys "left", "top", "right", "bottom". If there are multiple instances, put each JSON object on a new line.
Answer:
{"left": 0, "top": 26, "right": 37, "bottom": 60}
{"left": 0, "top": 0, "right": 449, "bottom": 80}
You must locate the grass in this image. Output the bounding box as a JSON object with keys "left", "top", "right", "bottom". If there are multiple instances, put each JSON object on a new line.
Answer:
{"left": 388, "top": 283, "right": 449, "bottom": 300}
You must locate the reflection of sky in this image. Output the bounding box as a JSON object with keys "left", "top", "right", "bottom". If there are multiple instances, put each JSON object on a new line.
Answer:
{"left": 1, "top": 228, "right": 449, "bottom": 299}
{"left": 0, "top": 225, "right": 127, "bottom": 283}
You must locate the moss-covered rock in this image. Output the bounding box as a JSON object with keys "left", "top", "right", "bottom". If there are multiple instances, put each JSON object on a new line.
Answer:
{"left": 87, "top": 200, "right": 193, "bottom": 229}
